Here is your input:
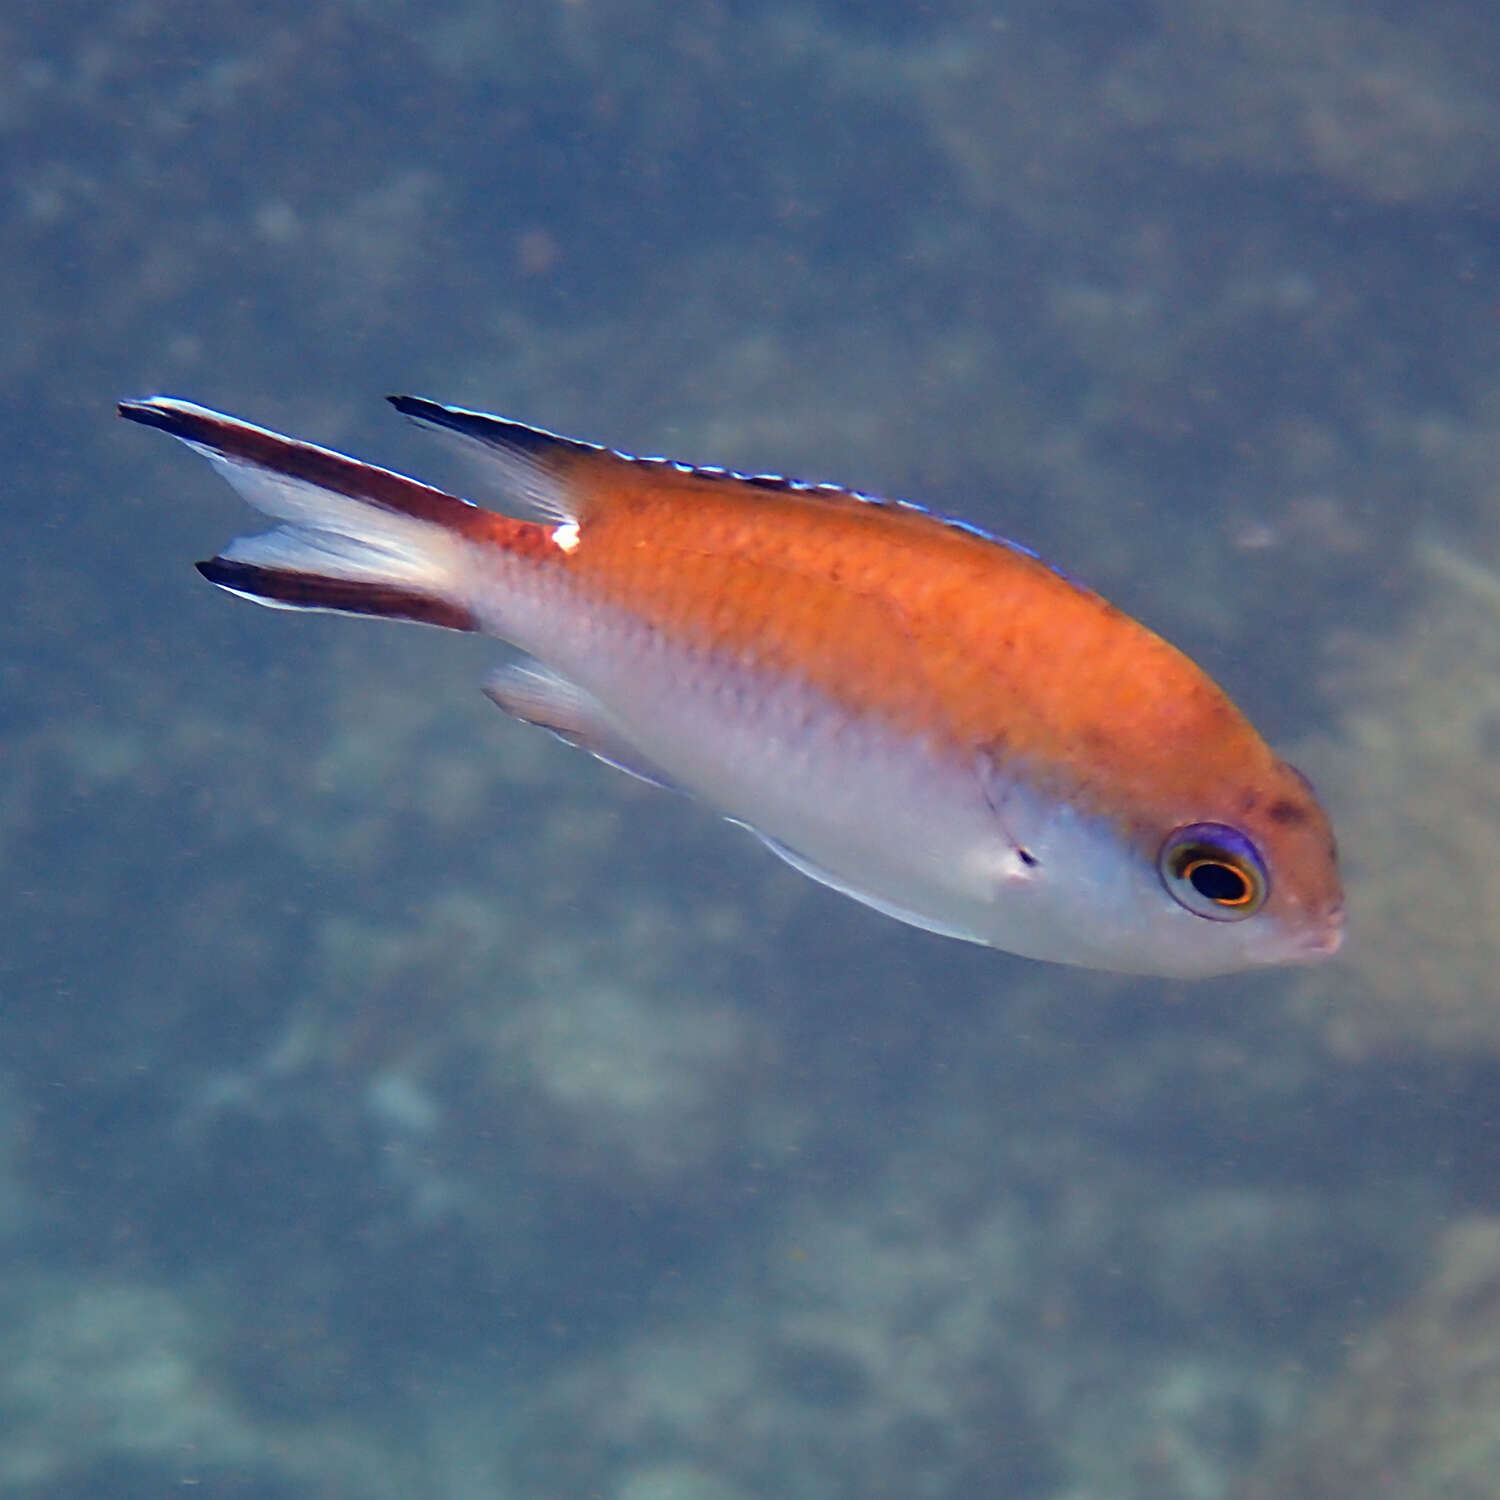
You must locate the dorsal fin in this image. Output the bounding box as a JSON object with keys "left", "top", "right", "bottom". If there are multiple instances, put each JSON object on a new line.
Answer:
{"left": 389, "top": 394, "right": 1048, "bottom": 568}
{"left": 389, "top": 395, "right": 591, "bottom": 525}
{"left": 389, "top": 395, "right": 603, "bottom": 465}
{"left": 390, "top": 394, "right": 898, "bottom": 516}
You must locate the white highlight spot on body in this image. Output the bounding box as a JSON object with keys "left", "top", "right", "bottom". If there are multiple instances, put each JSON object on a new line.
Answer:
{"left": 552, "top": 521, "right": 581, "bottom": 553}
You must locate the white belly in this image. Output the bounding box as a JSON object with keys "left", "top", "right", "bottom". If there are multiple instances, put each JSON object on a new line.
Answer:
{"left": 484, "top": 583, "right": 1014, "bottom": 944}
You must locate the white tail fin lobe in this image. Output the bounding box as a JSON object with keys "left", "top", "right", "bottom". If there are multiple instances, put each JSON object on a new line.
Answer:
{"left": 119, "top": 397, "right": 491, "bottom": 629}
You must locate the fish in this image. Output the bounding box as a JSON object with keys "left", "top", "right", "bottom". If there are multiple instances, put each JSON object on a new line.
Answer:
{"left": 118, "top": 394, "right": 1344, "bottom": 978}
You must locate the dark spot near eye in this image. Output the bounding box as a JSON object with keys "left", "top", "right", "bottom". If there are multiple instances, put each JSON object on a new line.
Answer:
{"left": 1267, "top": 799, "right": 1309, "bottom": 826}
{"left": 1018, "top": 847, "right": 1039, "bottom": 867}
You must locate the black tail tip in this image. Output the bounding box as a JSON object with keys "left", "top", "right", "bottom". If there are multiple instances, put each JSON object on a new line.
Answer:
{"left": 388, "top": 394, "right": 441, "bottom": 422}
{"left": 196, "top": 555, "right": 477, "bottom": 631}
{"left": 118, "top": 397, "right": 190, "bottom": 440}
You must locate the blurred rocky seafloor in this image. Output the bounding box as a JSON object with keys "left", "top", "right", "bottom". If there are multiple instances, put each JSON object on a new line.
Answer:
{"left": 4, "top": 0, "right": 1500, "bottom": 1496}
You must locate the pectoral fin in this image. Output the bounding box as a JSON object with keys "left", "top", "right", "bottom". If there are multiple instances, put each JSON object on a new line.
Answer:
{"left": 483, "top": 663, "right": 680, "bottom": 792}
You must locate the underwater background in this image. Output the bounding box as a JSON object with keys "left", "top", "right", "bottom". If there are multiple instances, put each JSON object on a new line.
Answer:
{"left": 5, "top": 1, "right": 1500, "bottom": 1495}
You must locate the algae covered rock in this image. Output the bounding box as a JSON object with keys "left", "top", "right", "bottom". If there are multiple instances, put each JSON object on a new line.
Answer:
{"left": 1237, "top": 1215, "right": 1500, "bottom": 1500}
{"left": 1306, "top": 540, "right": 1500, "bottom": 1059}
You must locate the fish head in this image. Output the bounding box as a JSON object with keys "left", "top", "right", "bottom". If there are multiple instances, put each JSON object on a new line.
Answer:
{"left": 980, "top": 752, "right": 1344, "bottom": 979}
{"left": 1137, "top": 756, "right": 1344, "bottom": 977}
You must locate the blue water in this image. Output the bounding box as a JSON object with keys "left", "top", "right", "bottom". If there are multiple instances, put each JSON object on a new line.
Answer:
{"left": 5, "top": 2, "right": 1499, "bottom": 1495}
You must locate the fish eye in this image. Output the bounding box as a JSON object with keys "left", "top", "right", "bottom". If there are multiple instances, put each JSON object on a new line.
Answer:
{"left": 1158, "top": 823, "right": 1268, "bottom": 921}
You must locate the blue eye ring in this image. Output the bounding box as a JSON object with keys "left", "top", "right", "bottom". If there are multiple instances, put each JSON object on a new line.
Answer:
{"left": 1159, "top": 823, "right": 1269, "bottom": 921}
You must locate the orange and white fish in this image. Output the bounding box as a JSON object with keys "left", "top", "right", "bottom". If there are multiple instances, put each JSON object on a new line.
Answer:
{"left": 119, "top": 395, "right": 1343, "bottom": 977}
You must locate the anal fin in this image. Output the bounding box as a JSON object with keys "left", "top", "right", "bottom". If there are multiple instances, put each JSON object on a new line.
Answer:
{"left": 483, "top": 663, "right": 679, "bottom": 792}
{"left": 755, "top": 834, "right": 984, "bottom": 942}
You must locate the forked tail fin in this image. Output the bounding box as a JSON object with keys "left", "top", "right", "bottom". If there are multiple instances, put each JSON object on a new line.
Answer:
{"left": 118, "top": 397, "right": 512, "bottom": 630}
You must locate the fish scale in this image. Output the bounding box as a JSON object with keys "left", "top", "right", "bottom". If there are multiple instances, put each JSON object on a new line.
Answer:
{"left": 548, "top": 458, "right": 1246, "bottom": 800}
